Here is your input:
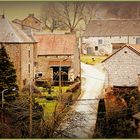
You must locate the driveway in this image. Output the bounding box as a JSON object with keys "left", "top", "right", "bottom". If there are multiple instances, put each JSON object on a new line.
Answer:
{"left": 56, "top": 62, "right": 105, "bottom": 138}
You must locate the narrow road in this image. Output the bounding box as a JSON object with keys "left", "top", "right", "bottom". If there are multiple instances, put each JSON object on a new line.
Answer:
{"left": 56, "top": 62, "right": 105, "bottom": 138}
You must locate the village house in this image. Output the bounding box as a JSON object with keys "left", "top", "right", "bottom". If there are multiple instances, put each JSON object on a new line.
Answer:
{"left": 12, "top": 14, "right": 42, "bottom": 32}
{"left": 102, "top": 44, "right": 140, "bottom": 87}
{"left": 33, "top": 33, "right": 80, "bottom": 85}
{"left": 82, "top": 19, "right": 140, "bottom": 56}
{"left": 0, "top": 15, "right": 37, "bottom": 89}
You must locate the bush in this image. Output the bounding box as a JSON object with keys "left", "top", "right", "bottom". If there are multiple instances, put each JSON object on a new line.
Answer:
{"left": 46, "top": 96, "right": 57, "bottom": 100}
{"left": 35, "top": 80, "right": 50, "bottom": 88}
{"left": 22, "top": 84, "right": 41, "bottom": 94}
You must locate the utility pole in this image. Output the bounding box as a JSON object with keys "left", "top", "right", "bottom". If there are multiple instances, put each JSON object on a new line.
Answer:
{"left": 59, "top": 58, "right": 68, "bottom": 99}
{"left": 59, "top": 60, "right": 62, "bottom": 97}
{"left": 29, "top": 79, "right": 32, "bottom": 138}
{"left": 29, "top": 76, "right": 41, "bottom": 138}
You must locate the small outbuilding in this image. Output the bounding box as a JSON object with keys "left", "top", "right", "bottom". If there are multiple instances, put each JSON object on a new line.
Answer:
{"left": 34, "top": 33, "right": 80, "bottom": 85}
{"left": 102, "top": 44, "right": 140, "bottom": 87}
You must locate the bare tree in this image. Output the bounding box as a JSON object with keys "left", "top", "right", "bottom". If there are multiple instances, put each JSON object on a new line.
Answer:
{"left": 40, "top": 2, "right": 85, "bottom": 33}
{"left": 83, "top": 3, "right": 103, "bottom": 25}
{"left": 57, "top": 2, "right": 85, "bottom": 33}
{"left": 40, "top": 3, "right": 61, "bottom": 32}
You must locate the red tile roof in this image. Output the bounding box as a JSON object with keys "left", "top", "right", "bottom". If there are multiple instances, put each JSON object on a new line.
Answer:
{"left": 34, "top": 33, "right": 77, "bottom": 55}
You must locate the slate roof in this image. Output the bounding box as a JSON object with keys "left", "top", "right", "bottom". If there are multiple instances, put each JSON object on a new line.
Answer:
{"left": 0, "top": 15, "right": 35, "bottom": 43}
{"left": 12, "top": 19, "right": 22, "bottom": 25}
{"left": 84, "top": 19, "right": 140, "bottom": 37}
{"left": 33, "top": 33, "right": 77, "bottom": 55}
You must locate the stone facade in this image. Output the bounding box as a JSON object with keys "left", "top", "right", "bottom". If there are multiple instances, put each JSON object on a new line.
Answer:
{"left": 1, "top": 43, "right": 37, "bottom": 89}
{"left": 22, "top": 14, "right": 42, "bottom": 31}
{"left": 34, "top": 33, "right": 80, "bottom": 84}
{"left": 83, "top": 19, "right": 140, "bottom": 56}
{"left": 13, "top": 14, "right": 42, "bottom": 31}
{"left": 103, "top": 45, "right": 140, "bottom": 87}
{"left": 0, "top": 15, "right": 38, "bottom": 90}
{"left": 82, "top": 36, "right": 140, "bottom": 56}
{"left": 37, "top": 55, "right": 79, "bottom": 82}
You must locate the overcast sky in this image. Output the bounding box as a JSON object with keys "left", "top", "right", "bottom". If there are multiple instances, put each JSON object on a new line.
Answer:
{"left": 0, "top": 1, "right": 140, "bottom": 21}
{"left": 0, "top": 2, "right": 44, "bottom": 20}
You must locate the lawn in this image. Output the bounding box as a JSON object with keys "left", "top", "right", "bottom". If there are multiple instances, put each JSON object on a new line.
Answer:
{"left": 38, "top": 86, "right": 69, "bottom": 96}
{"left": 80, "top": 55, "right": 107, "bottom": 65}
{"left": 35, "top": 86, "right": 69, "bottom": 120}
{"left": 35, "top": 97, "right": 58, "bottom": 119}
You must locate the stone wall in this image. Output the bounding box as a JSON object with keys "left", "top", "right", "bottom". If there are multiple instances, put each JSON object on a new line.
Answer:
{"left": 103, "top": 47, "right": 140, "bottom": 86}
{"left": 2, "top": 43, "right": 37, "bottom": 89}
{"left": 82, "top": 35, "right": 140, "bottom": 55}
{"left": 22, "top": 15, "right": 41, "bottom": 31}
{"left": 37, "top": 55, "right": 80, "bottom": 83}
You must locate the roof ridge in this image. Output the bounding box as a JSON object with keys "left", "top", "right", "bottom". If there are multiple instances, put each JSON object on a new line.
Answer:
{"left": 0, "top": 16, "right": 35, "bottom": 43}
{"left": 89, "top": 19, "right": 140, "bottom": 21}
{"left": 102, "top": 44, "right": 140, "bottom": 63}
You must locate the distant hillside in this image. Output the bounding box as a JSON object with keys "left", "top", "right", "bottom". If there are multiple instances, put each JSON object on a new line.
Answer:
{"left": 90, "top": 2, "right": 140, "bottom": 19}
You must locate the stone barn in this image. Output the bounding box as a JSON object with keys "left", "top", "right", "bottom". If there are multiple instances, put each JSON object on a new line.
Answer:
{"left": 0, "top": 15, "right": 37, "bottom": 89}
{"left": 82, "top": 19, "right": 140, "bottom": 56}
{"left": 102, "top": 44, "right": 140, "bottom": 87}
{"left": 34, "top": 33, "right": 80, "bottom": 85}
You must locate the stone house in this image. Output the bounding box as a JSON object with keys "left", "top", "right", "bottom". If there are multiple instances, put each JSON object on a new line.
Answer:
{"left": 82, "top": 19, "right": 140, "bottom": 56}
{"left": 0, "top": 15, "right": 37, "bottom": 89}
{"left": 102, "top": 44, "right": 140, "bottom": 87}
{"left": 12, "top": 14, "right": 42, "bottom": 32}
{"left": 33, "top": 33, "right": 80, "bottom": 85}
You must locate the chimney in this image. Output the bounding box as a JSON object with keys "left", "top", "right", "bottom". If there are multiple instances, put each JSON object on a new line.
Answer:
{"left": 29, "top": 13, "right": 34, "bottom": 17}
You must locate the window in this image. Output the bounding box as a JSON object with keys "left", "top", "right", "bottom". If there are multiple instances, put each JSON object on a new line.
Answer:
{"left": 136, "top": 38, "right": 140, "bottom": 44}
{"left": 95, "top": 46, "right": 98, "bottom": 51}
{"left": 23, "top": 79, "right": 27, "bottom": 85}
{"left": 98, "top": 39, "right": 102, "bottom": 44}
{"left": 28, "top": 64, "right": 30, "bottom": 74}
{"left": 35, "top": 72, "right": 43, "bottom": 78}
{"left": 28, "top": 50, "right": 30, "bottom": 58}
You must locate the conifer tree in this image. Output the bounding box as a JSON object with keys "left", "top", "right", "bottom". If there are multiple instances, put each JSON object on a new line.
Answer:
{"left": 0, "top": 45, "right": 18, "bottom": 100}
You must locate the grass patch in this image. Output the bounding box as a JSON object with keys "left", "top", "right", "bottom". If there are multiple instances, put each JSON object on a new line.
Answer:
{"left": 35, "top": 84, "right": 81, "bottom": 121}
{"left": 80, "top": 55, "right": 107, "bottom": 65}
{"left": 35, "top": 86, "right": 69, "bottom": 119}
{"left": 38, "top": 86, "right": 69, "bottom": 96}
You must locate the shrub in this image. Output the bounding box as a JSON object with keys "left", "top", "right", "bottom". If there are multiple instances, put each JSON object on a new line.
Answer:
{"left": 22, "top": 84, "right": 41, "bottom": 94}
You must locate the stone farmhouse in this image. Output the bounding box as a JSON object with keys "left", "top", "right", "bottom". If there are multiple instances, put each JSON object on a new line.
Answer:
{"left": 33, "top": 33, "right": 80, "bottom": 85}
{"left": 102, "top": 44, "right": 140, "bottom": 87}
{"left": 12, "top": 14, "right": 42, "bottom": 32}
{"left": 82, "top": 19, "right": 140, "bottom": 56}
{"left": 0, "top": 15, "right": 37, "bottom": 89}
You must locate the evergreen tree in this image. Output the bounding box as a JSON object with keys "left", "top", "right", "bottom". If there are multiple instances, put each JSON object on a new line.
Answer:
{"left": 0, "top": 45, "right": 18, "bottom": 101}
